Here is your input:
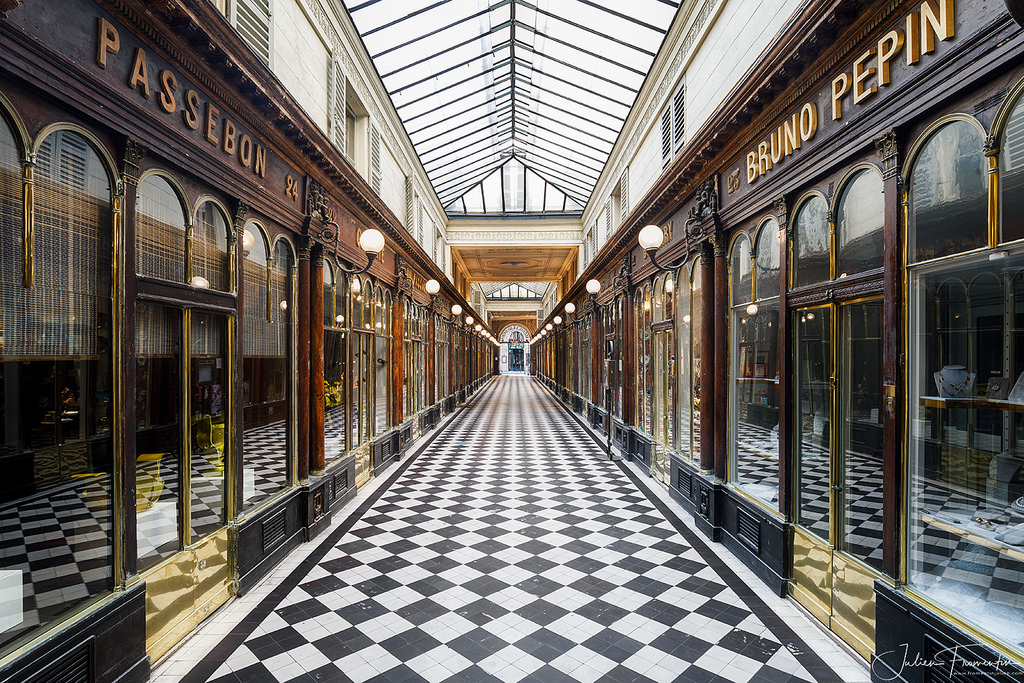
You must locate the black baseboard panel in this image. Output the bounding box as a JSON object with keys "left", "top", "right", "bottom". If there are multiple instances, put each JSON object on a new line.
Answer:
{"left": 0, "top": 582, "right": 149, "bottom": 683}
{"left": 718, "top": 488, "right": 787, "bottom": 596}
{"left": 873, "top": 583, "right": 1024, "bottom": 683}
{"left": 237, "top": 490, "right": 305, "bottom": 593}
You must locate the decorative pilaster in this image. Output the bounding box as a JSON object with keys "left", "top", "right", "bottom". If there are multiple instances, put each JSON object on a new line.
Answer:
{"left": 699, "top": 239, "right": 715, "bottom": 474}
{"left": 310, "top": 243, "right": 325, "bottom": 475}
{"left": 297, "top": 236, "right": 311, "bottom": 482}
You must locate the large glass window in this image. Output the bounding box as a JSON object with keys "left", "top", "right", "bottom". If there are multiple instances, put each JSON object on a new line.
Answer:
{"left": 135, "top": 303, "right": 181, "bottom": 570}
{"left": 0, "top": 128, "right": 114, "bottom": 650}
{"left": 907, "top": 114, "right": 1023, "bottom": 656}
{"left": 675, "top": 263, "right": 696, "bottom": 461}
{"left": 731, "top": 222, "right": 781, "bottom": 505}
{"left": 325, "top": 263, "right": 347, "bottom": 463}
{"left": 241, "top": 227, "right": 291, "bottom": 511}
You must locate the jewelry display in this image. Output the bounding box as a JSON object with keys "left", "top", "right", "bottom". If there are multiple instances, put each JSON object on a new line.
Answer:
{"left": 933, "top": 364, "right": 975, "bottom": 398}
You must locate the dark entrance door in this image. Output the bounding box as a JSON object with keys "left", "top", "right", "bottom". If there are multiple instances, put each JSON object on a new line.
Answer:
{"left": 509, "top": 348, "right": 524, "bottom": 372}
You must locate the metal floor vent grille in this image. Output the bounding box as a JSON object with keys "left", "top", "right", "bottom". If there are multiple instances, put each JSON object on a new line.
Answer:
{"left": 380, "top": 441, "right": 391, "bottom": 460}
{"left": 262, "top": 511, "right": 287, "bottom": 553}
{"left": 737, "top": 509, "right": 760, "bottom": 553}
{"left": 27, "top": 640, "right": 90, "bottom": 683}
{"left": 334, "top": 470, "right": 348, "bottom": 495}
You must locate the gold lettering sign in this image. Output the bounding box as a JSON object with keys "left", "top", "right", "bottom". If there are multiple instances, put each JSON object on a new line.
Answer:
{"left": 95, "top": 18, "right": 268, "bottom": 181}
{"left": 746, "top": 0, "right": 955, "bottom": 186}
{"left": 832, "top": 0, "right": 954, "bottom": 121}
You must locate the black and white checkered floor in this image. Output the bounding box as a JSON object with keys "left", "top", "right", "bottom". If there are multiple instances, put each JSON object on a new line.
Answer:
{"left": 156, "top": 377, "right": 864, "bottom": 683}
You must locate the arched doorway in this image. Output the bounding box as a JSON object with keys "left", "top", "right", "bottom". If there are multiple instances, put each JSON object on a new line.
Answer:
{"left": 499, "top": 325, "right": 531, "bottom": 373}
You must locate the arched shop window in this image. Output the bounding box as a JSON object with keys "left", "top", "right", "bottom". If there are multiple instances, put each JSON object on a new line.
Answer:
{"left": 906, "top": 111, "right": 1024, "bottom": 658}
{"left": 730, "top": 220, "right": 781, "bottom": 506}
{"left": 137, "top": 173, "right": 187, "bottom": 282}
{"left": 192, "top": 199, "right": 231, "bottom": 292}
{"left": 676, "top": 259, "right": 700, "bottom": 462}
{"left": 908, "top": 119, "right": 987, "bottom": 262}
{"left": 836, "top": 168, "right": 884, "bottom": 277}
{"left": 1002, "top": 93, "right": 1024, "bottom": 242}
{"left": 0, "top": 123, "right": 115, "bottom": 652}
{"left": 239, "top": 232, "right": 292, "bottom": 513}
{"left": 325, "top": 262, "right": 347, "bottom": 463}
{"left": 791, "top": 193, "right": 828, "bottom": 288}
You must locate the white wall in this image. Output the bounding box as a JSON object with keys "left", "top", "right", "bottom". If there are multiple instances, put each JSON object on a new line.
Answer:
{"left": 272, "top": 0, "right": 330, "bottom": 130}
{"left": 378, "top": 139, "right": 406, "bottom": 226}
{"left": 686, "top": 0, "right": 804, "bottom": 133}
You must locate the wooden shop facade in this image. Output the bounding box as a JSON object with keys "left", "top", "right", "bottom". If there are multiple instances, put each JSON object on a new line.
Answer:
{"left": 0, "top": 1, "right": 494, "bottom": 680}
{"left": 536, "top": 0, "right": 1024, "bottom": 679}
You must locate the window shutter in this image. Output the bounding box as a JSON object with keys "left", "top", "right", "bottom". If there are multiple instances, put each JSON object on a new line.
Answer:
{"left": 405, "top": 177, "right": 414, "bottom": 232}
{"left": 370, "top": 124, "right": 381, "bottom": 193}
{"left": 417, "top": 200, "right": 424, "bottom": 244}
{"left": 583, "top": 234, "right": 589, "bottom": 266}
{"left": 604, "top": 201, "right": 612, "bottom": 240}
{"left": 619, "top": 169, "right": 629, "bottom": 218}
{"left": 673, "top": 82, "right": 686, "bottom": 154}
{"left": 233, "top": 0, "right": 271, "bottom": 65}
{"left": 661, "top": 107, "right": 672, "bottom": 169}
{"left": 330, "top": 57, "right": 346, "bottom": 151}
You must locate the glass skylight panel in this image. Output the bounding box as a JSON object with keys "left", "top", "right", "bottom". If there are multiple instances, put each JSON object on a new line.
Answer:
{"left": 482, "top": 170, "right": 503, "bottom": 212}
{"left": 545, "top": 185, "right": 566, "bottom": 211}
{"left": 525, "top": 169, "right": 545, "bottom": 212}
{"left": 346, "top": 0, "right": 680, "bottom": 214}
{"left": 503, "top": 160, "right": 525, "bottom": 212}
{"left": 463, "top": 185, "right": 485, "bottom": 213}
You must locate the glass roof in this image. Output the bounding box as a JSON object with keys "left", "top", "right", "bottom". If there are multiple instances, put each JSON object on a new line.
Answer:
{"left": 346, "top": 0, "right": 679, "bottom": 213}
{"left": 483, "top": 281, "right": 547, "bottom": 299}
{"left": 445, "top": 157, "right": 583, "bottom": 214}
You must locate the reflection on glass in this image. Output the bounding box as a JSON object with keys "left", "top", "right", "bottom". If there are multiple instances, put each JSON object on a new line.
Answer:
{"left": 691, "top": 269, "right": 702, "bottom": 459}
{"left": 908, "top": 255, "right": 1024, "bottom": 654}
{"left": 731, "top": 301, "right": 780, "bottom": 503}
{"left": 755, "top": 220, "right": 782, "bottom": 300}
{"left": 909, "top": 120, "right": 987, "bottom": 263}
{"left": 841, "top": 301, "right": 884, "bottom": 570}
{"left": 796, "top": 307, "right": 831, "bottom": 539}
{"left": 0, "top": 128, "right": 114, "bottom": 651}
{"left": 836, "top": 170, "right": 884, "bottom": 277}
{"left": 190, "top": 312, "right": 227, "bottom": 541}
{"left": 136, "top": 303, "right": 181, "bottom": 571}
{"left": 793, "top": 197, "right": 829, "bottom": 288}
{"left": 731, "top": 235, "right": 752, "bottom": 305}
{"left": 136, "top": 174, "right": 186, "bottom": 283}
{"left": 193, "top": 201, "right": 230, "bottom": 292}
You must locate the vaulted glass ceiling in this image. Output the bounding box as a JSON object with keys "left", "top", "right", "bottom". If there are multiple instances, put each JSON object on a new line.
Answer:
{"left": 346, "top": 0, "right": 679, "bottom": 214}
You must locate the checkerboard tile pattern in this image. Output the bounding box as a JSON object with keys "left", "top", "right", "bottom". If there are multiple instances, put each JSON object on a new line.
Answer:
{"left": 0, "top": 473, "right": 113, "bottom": 647}
{"left": 174, "top": 376, "right": 846, "bottom": 683}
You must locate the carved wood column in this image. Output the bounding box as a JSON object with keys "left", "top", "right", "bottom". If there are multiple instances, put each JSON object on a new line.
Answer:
{"left": 713, "top": 232, "right": 729, "bottom": 482}
{"left": 699, "top": 241, "right": 716, "bottom": 473}
{"left": 120, "top": 137, "right": 146, "bottom": 579}
{"left": 876, "top": 130, "right": 901, "bottom": 578}
{"left": 310, "top": 245, "right": 325, "bottom": 475}
{"left": 297, "top": 237, "right": 310, "bottom": 482}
